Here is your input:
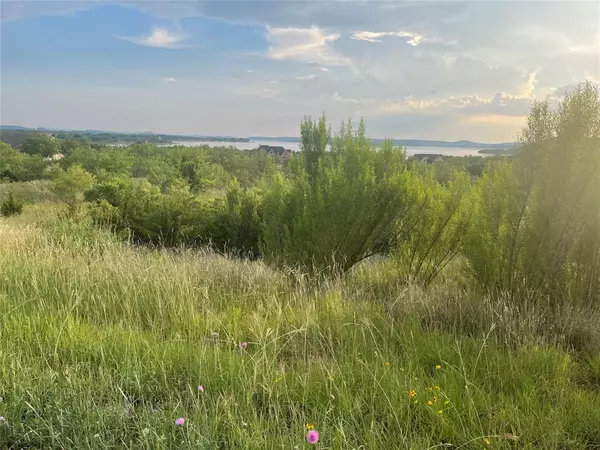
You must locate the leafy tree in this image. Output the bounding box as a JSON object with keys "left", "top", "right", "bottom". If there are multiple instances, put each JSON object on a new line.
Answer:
{"left": 21, "top": 133, "right": 60, "bottom": 157}
{"left": 51, "top": 165, "right": 96, "bottom": 216}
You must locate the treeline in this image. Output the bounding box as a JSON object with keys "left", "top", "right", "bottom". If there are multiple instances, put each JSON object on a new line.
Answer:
{"left": 2, "top": 81, "right": 599, "bottom": 307}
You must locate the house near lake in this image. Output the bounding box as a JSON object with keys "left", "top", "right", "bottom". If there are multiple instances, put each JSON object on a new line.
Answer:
{"left": 411, "top": 154, "right": 446, "bottom": 164}
{"left": 258, "top": 145, "right": 292, "bottom": 164}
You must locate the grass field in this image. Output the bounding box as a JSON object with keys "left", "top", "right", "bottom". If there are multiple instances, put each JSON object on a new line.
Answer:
{"left": 1, "top": 206, "right": 600, "bottom": 449}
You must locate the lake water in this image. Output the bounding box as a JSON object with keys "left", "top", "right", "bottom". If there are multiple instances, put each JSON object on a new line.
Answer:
{"left": 167, "top": 140, "right": 490, "bottom": 157}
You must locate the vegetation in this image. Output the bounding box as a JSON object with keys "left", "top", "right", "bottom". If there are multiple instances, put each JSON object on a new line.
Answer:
{"left": 0, "top": 191, "right": 23, "bottom": 216}
{"left": 0, "top": 81, "right": 599, "bottom": 448}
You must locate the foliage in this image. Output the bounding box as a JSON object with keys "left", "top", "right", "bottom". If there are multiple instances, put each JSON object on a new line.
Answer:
{"left": 394, "top": 167, "right": 473, "bottom": 285}
{"left": 0, "top": 192, "right": 24, "bottom": 216}
{"left": 21, "top": 133, "right": 61, "bottom": 157}
{"left": 464, "top": 81, "right": 600, "bottom": 304}
{"left": 88, "top": 177, "right": 262, "bottom": 256}
{"left": 261, "top": 117, "right": 407, "bottom": 275}
{"left": 51, "top": 164, "right": 96, "bottom": 216}
{"left": 0, "top": 142, "right": 47, "bottom": 181}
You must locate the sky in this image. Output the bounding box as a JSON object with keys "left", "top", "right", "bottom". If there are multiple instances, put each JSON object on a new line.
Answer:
{"left": 1, "top": 1, "right": 599, "bottom": 142}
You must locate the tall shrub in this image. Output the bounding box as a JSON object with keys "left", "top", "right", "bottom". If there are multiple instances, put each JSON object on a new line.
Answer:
{"left": 464, "top": 81, "right": 600, "bottom": 304}
{"left": 261, "top": 117, "right": 407, "bottom": 275}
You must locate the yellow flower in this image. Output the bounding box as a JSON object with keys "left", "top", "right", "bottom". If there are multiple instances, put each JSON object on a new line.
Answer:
{"left": 305, "top": 424, "right": 315, "bottom": 431}
{"left": 327, "top": 375, "right": 335, "bottom": 381}
{"left": 483, "top": 438, "right": 491, "bottom": 447}
{"left": 443, "top": 400, "right": 450, "bottom": 405}
{"left": 385, "top": 361, "right": 391, "bottom": 367}
{"left": 408, "top": 389, "right": 417, "bottom": 398}
{"left": 437, "top": 410, "right": 444, "bottom": 415}
{"left": 427, "top": 400, "right": 433, "bottom": 406}
{"left": 434, "top": 385, "right": 441, "bottom": 391}
{"left": 435, "top": 365, "right": 441, "bottom": 370}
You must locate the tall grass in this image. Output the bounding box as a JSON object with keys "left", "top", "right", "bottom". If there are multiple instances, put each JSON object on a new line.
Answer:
{"left": 1, "top": 209, "right": 599, "bottom": 449}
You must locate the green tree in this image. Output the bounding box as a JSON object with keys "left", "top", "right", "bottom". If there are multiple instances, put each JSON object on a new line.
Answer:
{"left": 51, "top": 165, "right": 96, "bottom": 216}
{"left": 21, "top": 133, "right": 60, "bottom": 157}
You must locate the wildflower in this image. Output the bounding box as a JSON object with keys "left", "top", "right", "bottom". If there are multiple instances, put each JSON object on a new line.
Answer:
{"left": 305, "top": 424, "right": 315, "bottom": 430}
{"left": 483, "top": 437, "right": 491, "bottom": 447}
{"left": 306, "top": 430, "right": 320, "bottom": 444}
{"left": 435, "top": 365, "right": 441, "bottom": 370}
{"left": 240, "top": 341, "right": 248, "bottom": 349}
{"left": 0, "top": 416, "right": 5, "bottom": 424}
{"left": 427, "top": 400, "right": 433, "bottom": 406}
{"left": 437, "top": 410, "right": 444, "bottom": 415}
{"left": 175, "top": 418, "right": 185, "bottom": 426}
{"left": 443, "top": 400, "right": 450, "bottom": 405}
{"left": 385, "top": 361, "right": 391, "bottom": 367}
{"left": 327, "top": 375, "right": 335, "bottom": 381}
{"left": 242, "top": 422, "right": 248, "bottom": 429}
{"left": 211, "top": 331, "right": 219, "bottom": 339}
{"left": 198, "top": 385, "right": 204, "bottom": 392}
{"left": 408, "top": 389, "right": 417, "bottom": 398}
{"left": 434, "top": 385, "right": 441, "bottom": 391}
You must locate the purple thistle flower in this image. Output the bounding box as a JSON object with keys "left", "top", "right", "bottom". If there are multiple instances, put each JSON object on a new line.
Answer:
{"left": 198, "top": 385, "right": 204, "bottom": 392}
{"left": 306, "top": 429, "right": 320, "bottom": 444}
{"left": 175, "top": 417, "right": 185, "bottom": 426}
{"left": 240, "top": 341, "right": 248, "bottom": 349}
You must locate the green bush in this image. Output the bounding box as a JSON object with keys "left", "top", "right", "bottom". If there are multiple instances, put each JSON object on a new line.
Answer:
{"left": 0, "top": 192, "right": 24, "bottom": 217}
{"left": 51, "top": 164, "right": 96, "bottom": 216}
{"left": 464, "top": 81, "right": 600, "bottom": 305}
{"left": 393, "top": 167, "right": 473, "bottom": 285}
{"left": 88, "top": 177, "right": 262, "bottom": 257}
{"left": 261, "top": 117, "right": 408, "bottom": 275}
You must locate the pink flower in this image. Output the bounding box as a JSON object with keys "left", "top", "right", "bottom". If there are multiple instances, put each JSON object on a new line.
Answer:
{"left": 197, "top": 385, "right": 204, "bottom": 392}
{"left": 306, "top": 429, "right": 320, "bottom": 444}
{"left": 175, "top": 418, "right": 185, "bottom": 426}
{"left": 240, "top": 341, "right": 248, "bottom": 349}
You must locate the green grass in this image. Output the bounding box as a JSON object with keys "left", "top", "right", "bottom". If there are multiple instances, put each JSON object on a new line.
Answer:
{"left": 1, "top": 206, "right": 599, "bottom": 449}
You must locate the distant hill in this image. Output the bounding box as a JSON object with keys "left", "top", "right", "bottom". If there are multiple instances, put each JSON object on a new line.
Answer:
{"left": 0, "top": 125, "right": 33, "bottom": 131}
{"left": 250, "top": 136, "right": 516, "bottom": 150}
{"left": 0, "top": 129, "right": 36, "bottom": 148}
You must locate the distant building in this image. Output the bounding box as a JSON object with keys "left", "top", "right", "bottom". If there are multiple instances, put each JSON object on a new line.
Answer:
{"left": 258, "top": 145, "right": 292, "bottom": 164}
{"left": 43, "top": 153, "right": 65, "bottom": 162}
{"left": 411, "top": 153, "right": 445, "bottom": 164}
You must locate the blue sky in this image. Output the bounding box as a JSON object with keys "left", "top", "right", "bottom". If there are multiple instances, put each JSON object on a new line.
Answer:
{"left": 1, "top": 1, "right": 599, "bottom": 141}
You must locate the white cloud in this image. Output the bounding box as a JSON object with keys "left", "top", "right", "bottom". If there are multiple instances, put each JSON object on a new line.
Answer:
{"left": 350, "top": 30, "right": 424, "bottom": 46}
{"left": 265, "top": 25, "right": 353, "bottom": 68}
{"left": 318, "top": 67, "right": 329, "bottom": 72}
{"left": 164, "top": 77, "right": 177, "bottom": 82}
{"left": 296, "top": 74, "right": 316, "bottom": 81}
{"left": 332, "top": 91, "right": 532, "bottom": 118}
{"left": 121, "top": 27, "right": 189, "bottom": 49}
